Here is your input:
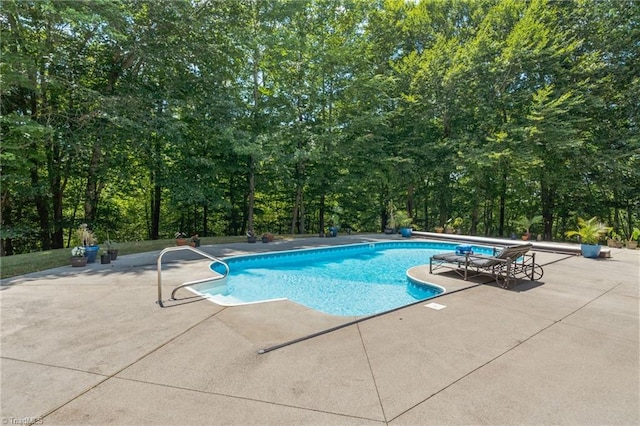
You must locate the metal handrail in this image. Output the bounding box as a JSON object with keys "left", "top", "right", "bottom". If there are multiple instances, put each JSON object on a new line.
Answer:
{"left": 156, "top": 245, "right": 229, "bottom": 307}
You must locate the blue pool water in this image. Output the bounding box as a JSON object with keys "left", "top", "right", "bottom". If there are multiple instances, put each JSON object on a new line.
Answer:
{"left": 192, "top": 241, "right": 492, "bottom": 316}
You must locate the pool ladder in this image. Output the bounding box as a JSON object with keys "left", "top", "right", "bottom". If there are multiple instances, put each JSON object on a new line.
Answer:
{"left": 156, "top": 246, "right": 229, "bottom": 307}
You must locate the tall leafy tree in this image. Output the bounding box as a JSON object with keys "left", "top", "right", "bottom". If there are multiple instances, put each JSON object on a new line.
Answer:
{"left": 2, "top": 0, "right": 130, "bottom": 249}
{"left": 2, "top": 0, "right": 638, "bottom": 254}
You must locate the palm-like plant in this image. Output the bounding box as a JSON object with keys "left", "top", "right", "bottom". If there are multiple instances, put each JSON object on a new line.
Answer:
{"left": 565, "top": 217, "right": 611, "bottom": 245}
{"left": 394, "top": 210, "right": 413, "bottom": 228}
{"left": 514, "top": 215, "right": 543, "bottom": 235}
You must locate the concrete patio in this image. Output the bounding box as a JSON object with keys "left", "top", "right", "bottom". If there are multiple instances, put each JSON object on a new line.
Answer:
{"left": 1, "top": 234, "right": 638, "bottom": 425}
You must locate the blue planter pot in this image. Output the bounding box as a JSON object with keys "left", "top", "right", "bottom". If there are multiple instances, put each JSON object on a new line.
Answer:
{"left": 85, "top": 245, "right": 100, "bottom": 263}
{"left": 581, "top": 244, "right": 601, "bottom": 258}
{"left": 400, "top": 227, "right": 413, "bottom": 238}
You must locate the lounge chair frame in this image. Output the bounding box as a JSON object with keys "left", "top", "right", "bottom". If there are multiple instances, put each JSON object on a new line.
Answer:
{"left": 429, "top": 243, "right": 543, "bottom": 289}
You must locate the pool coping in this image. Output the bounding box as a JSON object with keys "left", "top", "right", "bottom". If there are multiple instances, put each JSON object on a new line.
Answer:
{"left": 413, "top": 231, "right": 612, "bottom": 257}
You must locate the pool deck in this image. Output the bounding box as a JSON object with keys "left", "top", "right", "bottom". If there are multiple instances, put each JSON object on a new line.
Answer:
{"left": 1, "top": 234, "right": 638, "bottom": 425}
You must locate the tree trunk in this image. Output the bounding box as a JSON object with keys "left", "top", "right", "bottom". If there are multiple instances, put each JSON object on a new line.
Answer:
{"left": 150, "top": 172, "right": 161, "bottom": 240}
{"left": 483, "top": 200, "right": 494, "bottom": 236}
{"left": 1, "top": 193, "right": 14, "bottom": 255}
{"left": 32, "top": 170, "right": 52, "bottom": 250}
{"left": 498, "top": 168, "right": 507, "bottom": 237}
{"left": 380, "top": 191, "right": 388, "bottom": 232}
{"left": 202, "top": 204, "right": 208, "bottom": 237}
{"left": 406, "top": 184, "right": 414, "bottom": 217}
{"left": 625, "top": 205, "right": 632, "bottom": 240}
{"left": 540, "top": 181, "right": 555, "bottom": 241}
{"left": 247, "top": 156, "right": 255, "bottom": 234}
{"left": 437, "top": 176, "right": 449, "bottom": 227}
{"left": 318, "top": 193, "right": 325, "bottom": 236}
{"left": 84, "top": 141, "right": 103, "bottom": 223}
{"left": 227, "top": 172, "right": 240, "bottom": 235}
{"left": 48, "top": 130, "right": 66, "bottom": 249}
{"left": 51, "top": 174, "right": 64, "bottom": 249}
{"left": 423, "top": 186, "right": 429, "bottom": 231}
{"left": 291, "top": 186, "right": 304, "bottom": 234}
{"left": 470, "top": 205, "right": 479, "bottom": 235}
{"left": 290, "top": 152, "right": 305, "bottom": 234}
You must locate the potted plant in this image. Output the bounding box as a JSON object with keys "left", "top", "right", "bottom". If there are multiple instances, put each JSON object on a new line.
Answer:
{"left": 611, "top": 232, "right": 624, "bottom": 248}
{"left": 384, "top": 222, "right": 395, "bottom": 234}
{"left": 246, "top": 230, "right": 257, "bottom": 243}
{"left": 327, "top": 213, "right": 341, "bottom": 237}
{"left": 175, "top": 231, "right": 188, "bottom": 246}
{"left": 70, "top": 246, "right": 87, "bottom": 267}
{"left": 104, "top": 231, "right": 118, "bottom": 260}
{"left": 100, "top": 250, "right": 111, "bottom": 264}
{"left": 76, "top": 224, "right": 99, "bottom": 263}
{"left": 434, "top": 226, "right": 444, "bottom": 233}
{"left": 394, "top": 210, "right": 413, "bottom": 237}
{"left": 452, "top": 217, "right": 464, "bottom": 234}
{"left": 384, "top": 201, "right": 396, "bottom": 234}
{"left": 444, "top": 218, "right": 455, "bottom": 234}
{"left": 190, "top": 234, "right": 201, "bottom": 247}
{"left": 104, "top": 239, "right": 118, "bottom": 260}
{"left": 565, "top": 216, "right": 611, "bottom": 258}
{"left": 627, "top": 228, "right": 639, "bottom": 250}
{"left": 514, "top": 215, "right": 543, "bottom": 241}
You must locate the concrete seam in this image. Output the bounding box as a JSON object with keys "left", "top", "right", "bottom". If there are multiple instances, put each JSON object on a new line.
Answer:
{"left": 356, "top": 322, "right": 388, "bottom": 424}
{"left": 387, "top": 318, "right": 560, "bottom": 423}
{"left": 0, "top": 356, "right": 109, "bottom": 377}
{"left": 34, "top": 309, "right": 225, "bottom": 424}
{"left": 387, "top": 276, "right": 628, "bottom": 422}
{"left": 109, "top": 375, "right": 386, "bottom": 424}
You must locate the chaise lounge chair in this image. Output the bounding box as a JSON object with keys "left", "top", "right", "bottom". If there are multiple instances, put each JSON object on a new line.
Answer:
{"left": 429, "top": 243, "right": 543, "bottom": 289}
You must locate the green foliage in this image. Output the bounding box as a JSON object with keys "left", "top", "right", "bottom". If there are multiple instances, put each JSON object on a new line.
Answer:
{"left": 394, "top": 210, "right": 413, "bottom": 228}
{"left": 514, "top": 215, "right": 543, "bottom": 233}
{"left": 565, "top": 217, "right": 612, "bottom": 245}
{"left": 1, "top": 0, "right": 638, "bottom": 255}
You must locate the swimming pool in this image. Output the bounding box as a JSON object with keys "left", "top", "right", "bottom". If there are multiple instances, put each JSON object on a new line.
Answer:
{"left": 191, "top": 241, "right": 493, "bottom": 316}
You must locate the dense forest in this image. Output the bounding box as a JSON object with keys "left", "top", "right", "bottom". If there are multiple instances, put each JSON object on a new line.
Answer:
{"left": 1, "top": 0, "right": 638, "bottom": 255}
